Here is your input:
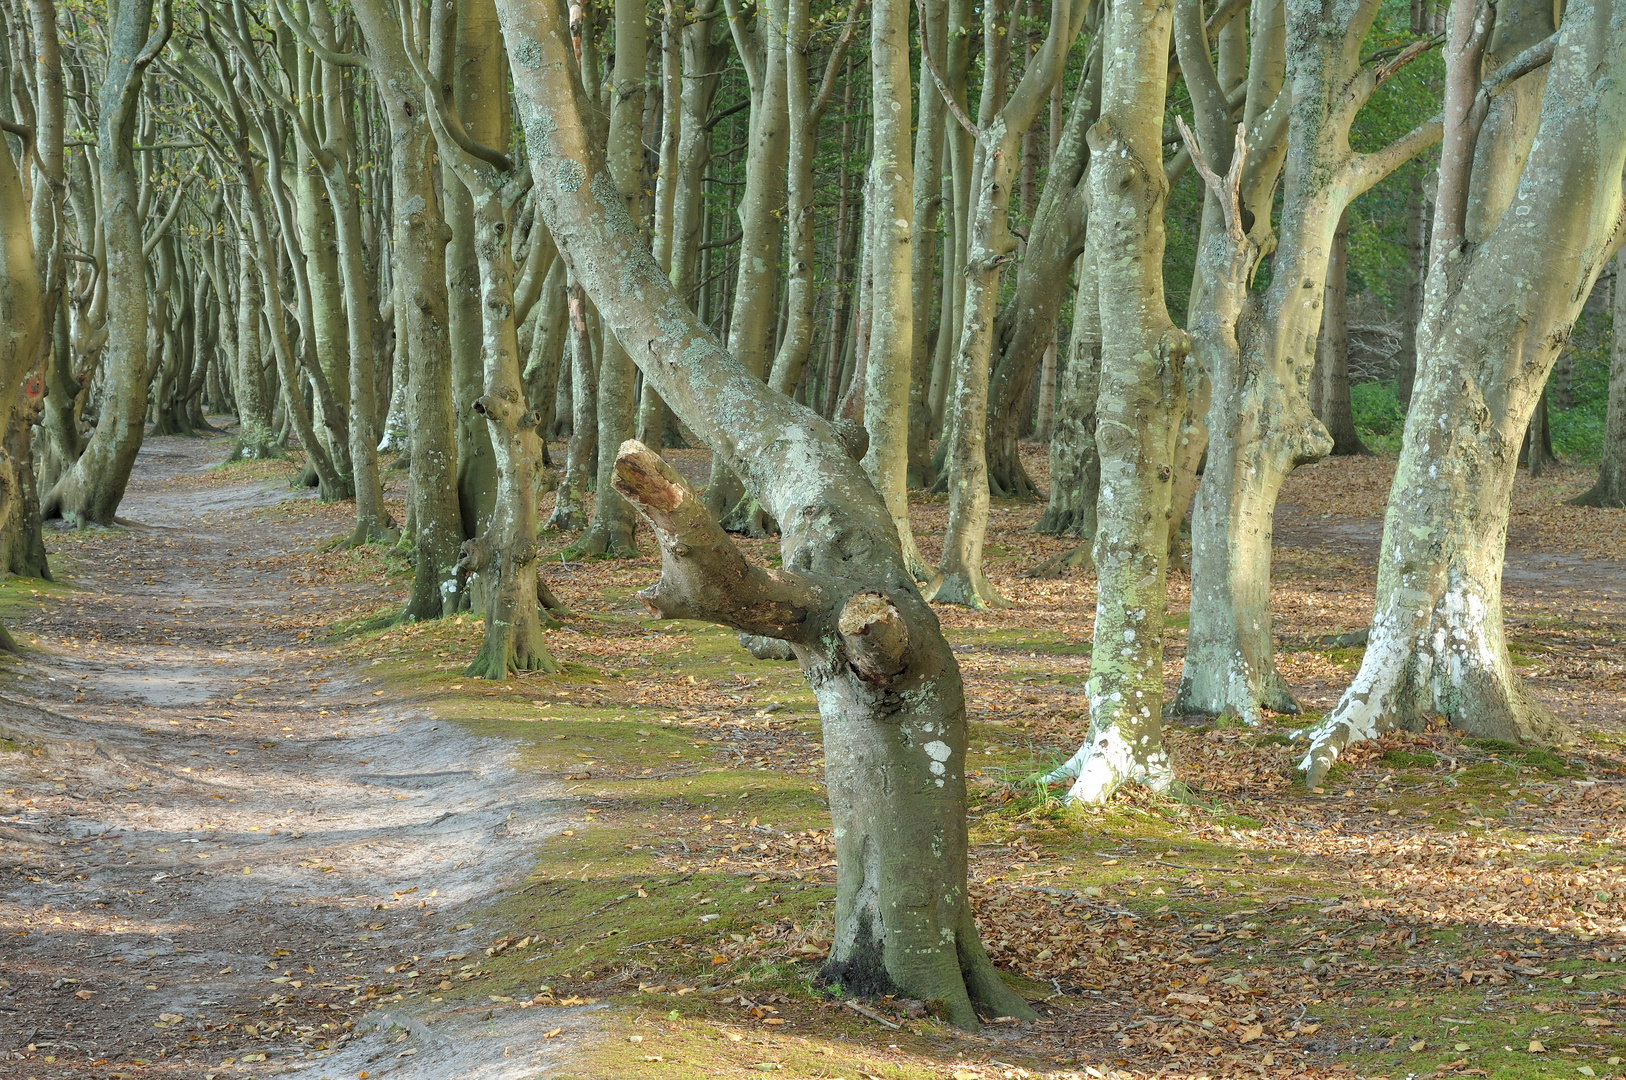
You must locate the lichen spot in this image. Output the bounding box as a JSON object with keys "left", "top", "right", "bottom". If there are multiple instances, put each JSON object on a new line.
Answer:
{"left": 924, "top": 740, "right": 952, "bottom": 777}
{"left": 554, "top": 158, "right": 587, "bottom": 192}
{"left": 513, "top": 37, "right": 544, "bottom": 69}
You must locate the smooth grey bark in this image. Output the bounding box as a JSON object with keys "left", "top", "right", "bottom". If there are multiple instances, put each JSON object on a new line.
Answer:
{"left": 350, "top": 0, "right": 465, "bottom": 620}
{"left": 859, "top": 0, "right": 928, "bottom": 580}
{"left": 980, "top": 38, "right": 1101, "bottom": 504}
{"left": 571, "top": 0, "right": 646, "bottom": 557}
{"left": 1302, "top": 0, "right": 1626, "bottom": 785}
{"left": 548, "top": 280, "right": 596, "bottom": 530}
{"left": 399, "top": 0, "right": 560, "bottom": 678}
{"left": 929, "top": 0, "right": 1084, "bottom": 609}
{"left": 1039, "top": 0, "right": 1184, "bottom": 803}
{"left": 1315, "top": 210, "right": 1367, "bottom": 456}
{"left": 42, "top": 0, "right": 171, "bottom": 525}
{"left": 906, "top": 0, "right": 947, "bottom": 488}
{"left": 498, "top": 0, "right": 1036, "bottom": 1027}
{"left": 1175, "top": 0, "right": 1438, "bottom": 724}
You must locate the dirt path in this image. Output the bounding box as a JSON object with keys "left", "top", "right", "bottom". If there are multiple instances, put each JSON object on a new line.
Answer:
{"left": 1, "top": 436, "right": 584, "bottom": 1079}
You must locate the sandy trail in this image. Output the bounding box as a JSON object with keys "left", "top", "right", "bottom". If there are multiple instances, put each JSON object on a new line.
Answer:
{"left": 0, "top": 436, "right": 585, "bottom": 1079}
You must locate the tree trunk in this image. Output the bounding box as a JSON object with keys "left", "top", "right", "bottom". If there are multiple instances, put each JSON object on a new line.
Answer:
{"left": 1572, "top": 251, "right": 1626, "bottom": 508}
{"left": 1176, "top": 0, "right": 1437, "bottom": 724}
{"left": 1041, "top": 0, "right": 1182, "bottom": 802}
{"left": 1317, "top": 210, "right": 1367, "bottom": 456}
{"left": 1033, "top": 247, "right": 1100, "bottom": 542}
{"left": 499, "top": 0, "right": 1035, "bottom": 1026}
{"left": 351, "top": 0, "right": 466, "bottom": 619}
{"left": 860, "top": 0, "right": 928, "bottom": 581}
{"left": 572, "top": 0, "right": 646, "bottom": 557}
{"left": 1302, "top": 0, "right": 1625, "bottom": 785}
{"left": 931, "top": 0, "right": 1078, "bottom": 609}
{"left": 1395, "top": 166, "right": 1430, "bottom": 412}
{"left": 549, "top": 281, "right": 597, "bottom": 530}
{"left": 43, "top": 0, "right": 170, "bottom": 525}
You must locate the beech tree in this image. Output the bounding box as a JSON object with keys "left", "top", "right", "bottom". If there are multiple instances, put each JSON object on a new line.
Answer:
{"left": 495, "top": 0, "right": 1037, "bottom": 1024}
{"left": 1302, "top": 0, "right": 1626, "bottom": 785}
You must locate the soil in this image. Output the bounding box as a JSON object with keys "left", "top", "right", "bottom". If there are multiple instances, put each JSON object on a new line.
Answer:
{"left": 0, "top": 435, "right": 586, "bottom": 1079}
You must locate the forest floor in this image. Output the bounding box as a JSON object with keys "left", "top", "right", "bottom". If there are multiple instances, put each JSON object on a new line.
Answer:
{"left": 2, "top": 433, "right": 1624, "bottom": 1080}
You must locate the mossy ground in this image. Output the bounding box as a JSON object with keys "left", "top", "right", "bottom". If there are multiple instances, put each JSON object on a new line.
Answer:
{"left": 292, "top": 444, "right": 1626, "bottom": 1079}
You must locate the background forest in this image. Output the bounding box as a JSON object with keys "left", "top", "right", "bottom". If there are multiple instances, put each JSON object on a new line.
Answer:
{"left": 1, "top": 0, "right": 1625, "bottom": 1075}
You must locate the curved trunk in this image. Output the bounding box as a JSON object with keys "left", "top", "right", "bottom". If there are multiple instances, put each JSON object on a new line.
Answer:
{"left": 44, "top": 0, "right": 167, "bottom": 525}
{"left": 500, "top": 0, "right": 1035, "bottom": 1025}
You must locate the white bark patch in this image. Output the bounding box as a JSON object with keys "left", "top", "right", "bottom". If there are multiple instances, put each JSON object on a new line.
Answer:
{"left": 924, "top": 740, "right": 952, "bottom": 777}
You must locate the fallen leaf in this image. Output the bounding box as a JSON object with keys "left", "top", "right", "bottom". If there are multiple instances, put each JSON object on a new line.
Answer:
{"left": 1530, "top": 1040, "right": 1547, "bottom": 1053}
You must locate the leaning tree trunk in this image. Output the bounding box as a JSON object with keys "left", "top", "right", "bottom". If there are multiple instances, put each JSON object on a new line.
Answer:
{"left": 498, "top": 0, "right": 1036, "bottom": 1027}
{"left": 1573, "top": 251, "right": 1626, "bottom": 508}
{"left": 43, "top": 0, "right": 169, "bottom": 525}
{"left": 1301, "top": 0, "right": 1626, "bottom": 786}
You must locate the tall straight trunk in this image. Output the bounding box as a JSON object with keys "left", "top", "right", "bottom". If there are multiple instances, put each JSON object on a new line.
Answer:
{"left": 706, "top": 0, "right": 791, "bottom": 524}
{"left": 931, "top": 0, "right": 1082, "bottom": 608}
{"left": 1034, "top": 243, "right": 1100, "bottom": 542}
{"left": 1317, "top": 210, "right": 1366, "bottom": 455}
{"left": 907, "top": 0, "right": 948, "bottom": 487}
{"left": 1302, "top": 0, "right": 1625, "bottom": 785}
{"left": 573, "top": 0, "right": 646, "bottom": 557}
{"left": 232, "top": 221, "right": 276, "bottom": 456}
{"left": 1573, "top": 251, "right": 1626, "bottom": 508}
{"left": 638, "top": 0, "right": 683, "bottom": 448}
{"left": 0, "top": 95, "right": 46, "bottom": 608}
{"left": 498, "top": 0, "right": 1037, "bottom": 1023}
{"left": 549, "top": 281, "right": 597, "bottom": 529}
{"left": 860, "top": 0, "right": 927, "bottom": 580}
{"left": 1041, "top": 0, "right": 1183, "bottom": 802}
{"left": 43, "top": 0, "right": 170, "bottom": 525}
{"left": 1395, "top": 165, "right": 1429, "bottom": 411}
{"left": 351, "top": 0, "right": 465, "bottom": 619}
{"left": 445, "top": 0, "right": 505, "bottom": 540}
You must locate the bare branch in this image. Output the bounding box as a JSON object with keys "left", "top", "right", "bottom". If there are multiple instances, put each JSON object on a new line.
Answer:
{"left": 612, "top": 441, "right": 824, "bottom": 641}
{"left": 272, "top": 0, "right": 369, "bottom": 68}
{"left": 914, "top": 0, "right": 984, "bottom": 145}
{"left": 1176, "top": 116, "right": 1246, "bottom": 244}
{"left": 810, "top": 0, "right": 865, "bottom": 122}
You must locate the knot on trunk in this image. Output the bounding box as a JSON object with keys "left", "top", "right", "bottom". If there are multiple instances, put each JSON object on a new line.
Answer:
{"left": 838, "top": 593, "right": 910, "bottom": 686}
{"left": 456, "top": 535, "right": 493, "bottom": 575}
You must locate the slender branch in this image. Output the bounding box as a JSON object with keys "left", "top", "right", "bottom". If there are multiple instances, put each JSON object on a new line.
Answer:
{"left": 393, "top": 0, "right": 515, "bottom": 172}
{"left": 810, "top": 0, "right": 865, "bottom": 122}
{"left": 1346, "top": 114, "right": 1443, "bottom": 199}
{"left": 1481, "top": 30, "right": 1556, "bottom": 99}
{"left": 914, "top": 0, "right": 983, "bottom": 144}
{"left": 272, "top": 0, "right": 369, "bottom": 68}
{"left": 142, "top": 181, "right": 188, "bottom": 258}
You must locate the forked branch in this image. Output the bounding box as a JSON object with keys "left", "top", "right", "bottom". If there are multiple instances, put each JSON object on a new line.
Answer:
{"left": 1177, "top": 116, "right": 1247, "bottom": 244}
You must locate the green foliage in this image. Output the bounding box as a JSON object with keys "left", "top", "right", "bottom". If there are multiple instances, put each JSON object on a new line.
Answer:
{"left": 1352, "top": 380, "right": 1406, "bottom": 435}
